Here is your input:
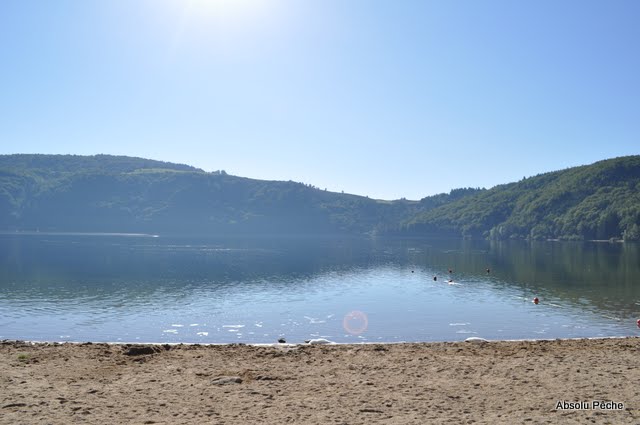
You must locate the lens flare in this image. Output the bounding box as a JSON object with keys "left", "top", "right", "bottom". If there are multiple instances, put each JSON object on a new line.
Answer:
{"left": 343, "top": 310, "right": 368, "bottom": 335}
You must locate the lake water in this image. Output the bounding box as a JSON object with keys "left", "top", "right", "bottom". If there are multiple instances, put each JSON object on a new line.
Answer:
{"left": 0, "top": 234, "right": 639, "bottom": 344}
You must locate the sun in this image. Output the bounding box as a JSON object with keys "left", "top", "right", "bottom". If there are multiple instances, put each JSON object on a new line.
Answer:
{"left": 184, "top": 0, "right": 269, "bottom": 22}
{"left": 163, "top": 0, "right": 286, "bottom": 56}
{"left": 176, "top": 0, "right": 277, "bottom": 41}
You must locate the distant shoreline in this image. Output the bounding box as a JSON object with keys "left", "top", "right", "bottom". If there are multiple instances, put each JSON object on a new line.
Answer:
{"left": 0, "top": 231, "right": 633, "bottom": 243}
{"left": 0, "top": 231, "right": 159, "bottom": 238}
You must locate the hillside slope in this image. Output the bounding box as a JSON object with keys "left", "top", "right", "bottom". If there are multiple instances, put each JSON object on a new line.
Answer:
{"left": 0, "top": 154, "right": 429, "bottom": 235}
{"left": 3, "top": 154, "right": 638, "bottom": 240}
{"left": 402, "top": 156, "right": 640, "bottom": 241}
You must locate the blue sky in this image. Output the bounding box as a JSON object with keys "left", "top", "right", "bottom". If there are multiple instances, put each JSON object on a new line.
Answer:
{"left": 1, "top": 1, "right": 638, "bottom": 200}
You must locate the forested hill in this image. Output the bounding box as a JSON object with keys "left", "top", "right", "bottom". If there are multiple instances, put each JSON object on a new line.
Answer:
{"left": 0, "top": 154, "right": 459, "bottom": 236}
{"left": 400, "top": 156, "right": 640, "bottom": 241}
{"left": 1, "top": 154, "right": 638, "bottom": 240}
{"left": 0, "top": 154, "right": 201, "bottom": 175}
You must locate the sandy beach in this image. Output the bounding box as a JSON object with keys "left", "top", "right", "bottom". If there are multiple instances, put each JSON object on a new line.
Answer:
{"left": 1, "top": 338, "right": 638, "bottom": 424}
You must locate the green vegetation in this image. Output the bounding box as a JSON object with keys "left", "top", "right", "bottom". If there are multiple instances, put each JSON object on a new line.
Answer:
{"left": 401, "top": 156, "right": 640, "bottom": 241}
{"left": 17, "top": 353, "right": 29, "bottom": 362}
{"left": 1, "top": 154, "right": 638, "bottom": 241}
{"left": 0, "top": 154, "right": 436, "bottom": 236}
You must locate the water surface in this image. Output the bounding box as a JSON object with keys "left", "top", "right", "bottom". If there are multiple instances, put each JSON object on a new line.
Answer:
{"left": 0, "top": 234, "right": 638, "bottom": 343}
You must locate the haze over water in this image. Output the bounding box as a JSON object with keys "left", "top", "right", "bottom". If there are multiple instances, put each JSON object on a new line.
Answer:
{"left": 0, "top": 234, "right": 638, "bottom": 344}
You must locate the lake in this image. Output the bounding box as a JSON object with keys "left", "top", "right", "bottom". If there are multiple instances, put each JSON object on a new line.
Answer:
{"left": 0, "top": 234, "right": 639, "bottom": 344}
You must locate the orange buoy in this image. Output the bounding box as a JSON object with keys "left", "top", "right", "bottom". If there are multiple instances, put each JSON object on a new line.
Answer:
{"left": 533, "top": 297, "right": 539, "bottom": 305}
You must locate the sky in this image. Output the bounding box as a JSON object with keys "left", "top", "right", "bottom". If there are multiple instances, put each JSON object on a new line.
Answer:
{"left": 1, "top": 1, "right": 638, "bottom": 200}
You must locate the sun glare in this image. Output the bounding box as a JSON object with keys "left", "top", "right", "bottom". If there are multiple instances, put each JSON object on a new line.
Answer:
{"left": 172, "top": 0, "right": 284, "bottom": 44}
{"left": 163, "top": 0, "right": 283, "bottom": 56}
{"left": 184, "top": 0, "right": 270, "bottom": 23}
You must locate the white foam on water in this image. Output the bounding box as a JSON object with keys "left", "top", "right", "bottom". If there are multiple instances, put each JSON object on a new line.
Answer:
{"left": 602, "top": 315, "right": 622, "bottom": 322}
{"left": 304, "top": 316, "right": 326, "bottom": 324}
{"left": 449, "top": 323, "right": 470, "bottom": 326}
{"left": 327, "top": 314, "right": 335, "bottom": 319}
{"left": 228, "top": 329, "right": 239, "bottom": 332}
{"left": 171, "top": 324, "right": 184, "bottom": 327}
{"left": 456, "top": 330, "right": 477, "bottom": 334}
{"left": 254, "top": 322, "right": 263, "bottom": 328}
{"left": 197, "top": 332, "right": 208, "bottom": 336}
{"left": 307, "top": 338, "right": 335, "bottom": 345}
{"left": 222, "top": 325, "right": 245, "bottom": 328}
{"left": 189, "top": 324, "right": 199, "bottom": 327}
{"left": 563, "top": 324, "right": 587, "bottom": 329}
{"left": 163, "top": 329, "right": 178, "bottom": 334}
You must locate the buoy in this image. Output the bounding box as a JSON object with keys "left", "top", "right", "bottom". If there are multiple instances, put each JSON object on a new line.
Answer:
{"left": 448, "top": 269, "right": 453, "bottom": 274}
{"left": 637, "top": 319, "right": 640, "bottom": 328}
{"left": 533, "top": 297, "right": 539, "bottom": 305}
{"left": 411, "top": 270, "right": 414, "bottom": 273}
{"left": 433, "top": 276, "right": 437, "bottom": 281}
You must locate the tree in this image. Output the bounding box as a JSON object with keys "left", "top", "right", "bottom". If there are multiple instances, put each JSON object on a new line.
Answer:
{"left": 623, "top": 224, "right": 640, "bottom": 241}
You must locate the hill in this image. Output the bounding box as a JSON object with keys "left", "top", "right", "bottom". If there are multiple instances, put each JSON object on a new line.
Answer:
{"left": 2, "top": 154, "right": 638, "bottom": 240}
{"left": 400, "top": 156, "right": 640, "bottom": 241}
{"left": 0, "top": 154, "right": 458, "bottom": 236}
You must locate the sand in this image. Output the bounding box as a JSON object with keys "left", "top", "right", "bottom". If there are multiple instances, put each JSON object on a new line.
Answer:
{"left": 1, "top": 338, "right": 638, "bottom": 424}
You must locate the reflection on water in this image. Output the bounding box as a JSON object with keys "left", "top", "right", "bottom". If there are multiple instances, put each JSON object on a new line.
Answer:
{"left": 0, "top": 234, "right": 638, "bottom": 343}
